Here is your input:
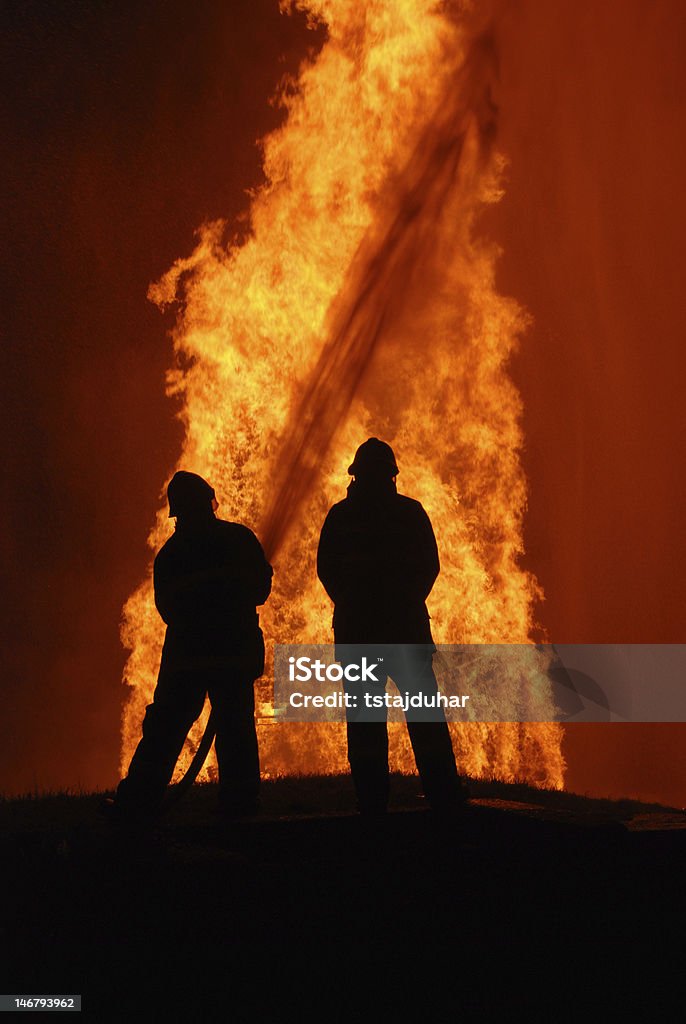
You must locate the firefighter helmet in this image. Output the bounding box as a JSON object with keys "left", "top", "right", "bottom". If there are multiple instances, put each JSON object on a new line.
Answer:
{"left": 347, "top": 438, "right": 399, "bottom": 477}
{"left": 167, "top": 471, "right": 216, "bottom": 518}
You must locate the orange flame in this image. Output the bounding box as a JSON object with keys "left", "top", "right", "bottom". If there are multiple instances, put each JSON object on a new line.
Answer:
{"left": 121, "top": 0, "right": 564, "bottom": 789}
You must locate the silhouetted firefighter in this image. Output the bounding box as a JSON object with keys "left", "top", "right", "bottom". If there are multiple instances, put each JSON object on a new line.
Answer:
{"left": 112, "top": 471, "right": 272, "bottom": 819}
{"left": 317, "top": 438, "right": 465, "bottom": 816}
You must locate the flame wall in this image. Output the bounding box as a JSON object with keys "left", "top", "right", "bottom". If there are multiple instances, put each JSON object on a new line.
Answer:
{"left": 120, "top": 0, "right": 563, "bottom": 787}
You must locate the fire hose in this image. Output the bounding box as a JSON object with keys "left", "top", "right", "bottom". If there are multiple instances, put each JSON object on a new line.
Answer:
{"left": 163, "top": 708, "right": 217, "bottom": 810}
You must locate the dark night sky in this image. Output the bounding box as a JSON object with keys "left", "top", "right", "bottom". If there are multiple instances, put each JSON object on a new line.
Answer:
{"left": 2, "top": 0, "right": 685, "bottom": 802}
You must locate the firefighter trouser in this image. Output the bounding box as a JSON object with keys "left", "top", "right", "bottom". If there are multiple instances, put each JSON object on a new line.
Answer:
{"left": 342, "top": 645, "right": 460, "bottom": 815}
{"left": 117, "top": 655, "right": 260, "bottom": 814}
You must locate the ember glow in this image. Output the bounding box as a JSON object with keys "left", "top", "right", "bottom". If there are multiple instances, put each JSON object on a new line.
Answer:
{"left": 121, "top": 0, "right": 564, "bottom": 788}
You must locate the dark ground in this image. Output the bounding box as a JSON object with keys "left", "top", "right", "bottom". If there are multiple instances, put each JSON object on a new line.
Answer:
{"left": 1, "top": 775, "right": 684, "bottom": 1020}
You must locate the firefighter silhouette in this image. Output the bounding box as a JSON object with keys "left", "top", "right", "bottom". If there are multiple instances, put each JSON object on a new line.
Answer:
{"left": 317, "top": 439, "right": 464, "bottom": 815}
{"left": 114, "top": 471, "right": 272, "bottom": 818}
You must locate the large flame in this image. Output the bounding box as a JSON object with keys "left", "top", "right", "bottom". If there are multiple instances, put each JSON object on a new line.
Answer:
{"left": 121, "top": 0, "right": 564, "bottom": 789}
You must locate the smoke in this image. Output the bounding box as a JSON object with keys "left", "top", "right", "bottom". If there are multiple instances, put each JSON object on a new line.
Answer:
{"left": 260, "top": 31, "right": 499, "bottom": 558}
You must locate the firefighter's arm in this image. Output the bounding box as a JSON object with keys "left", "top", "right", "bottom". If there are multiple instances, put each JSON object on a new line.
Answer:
{"left": 409, "top": 505, "right": 440, "bottom": 600}
{"left": 317, "top": 508, "right": 351, "bottom": 605}
{"left": 238, "top": 528, "right": 273, "bottom": 606}
{"left": 153, "top": 552, "right": 182, "bottom": 626}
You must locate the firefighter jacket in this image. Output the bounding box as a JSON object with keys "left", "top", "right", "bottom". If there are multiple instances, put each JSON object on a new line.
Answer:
{"left": 154, "top": 517, "right": 272, "bottom": 671}
{"left": 317, "top": 480, "right": 439, "bottom": 644}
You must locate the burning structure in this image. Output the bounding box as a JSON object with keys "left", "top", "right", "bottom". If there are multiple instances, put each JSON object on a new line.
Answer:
{"left": 121, "top": 0, "right": 564, "bottom": 788}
